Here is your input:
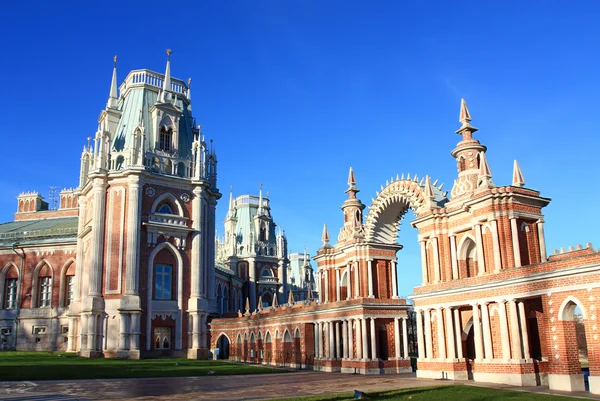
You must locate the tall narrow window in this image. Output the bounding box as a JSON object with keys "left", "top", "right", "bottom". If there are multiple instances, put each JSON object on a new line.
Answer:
{"left": 159, "top": 127, "right": 172, "bottom": 152}
{"left": 5, "top": 278, "right": 17, "bottom": 309}
{"left": 39, "top": 277, "right": 52, "bottom": 307}
{"left": 154, "top": 264, "right": 173, "bottom": 300}
{"left": 65, "top": 276, "right": 75, "bottom": 306}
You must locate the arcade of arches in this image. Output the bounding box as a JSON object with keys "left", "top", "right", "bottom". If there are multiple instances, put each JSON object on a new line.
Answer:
{"left": 210, "top": 100, "right": 600, "bottom": 394}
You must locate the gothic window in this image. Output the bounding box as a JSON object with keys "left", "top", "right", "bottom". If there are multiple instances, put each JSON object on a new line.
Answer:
{"left": 153, "top": 327, "right": 171, "bottom": 349}
{"left": 259, "top": 226, "right": 266, "bottom": 242}
{"left": 39, "top": 277, "right": 52, "bottom": 308}
{"left": 65, "top": 276, "right": 75, "bottom": 307}
{"left": 159, "top": 126, "right": 172, "bottom": 152}
{"left": 4, "top": 278, "right": 17, "bottom": 309}
{"left": 458, "top": 156, "right": 466, "bottom": 172}
{"left": 154, "top": 264, "right": 173, "bottom": 300}
{"left": 158, "top": 203, "right": 174, "bottom": 215}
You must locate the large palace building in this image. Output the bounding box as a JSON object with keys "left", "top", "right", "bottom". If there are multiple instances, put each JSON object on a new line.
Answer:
{"left": 1, "top": 55, "right": 599, "bottom": 396}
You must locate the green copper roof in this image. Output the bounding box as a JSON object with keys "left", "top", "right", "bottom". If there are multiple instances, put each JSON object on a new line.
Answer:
{"left": 0, "top": 217, "right": 78, "bottom": 246}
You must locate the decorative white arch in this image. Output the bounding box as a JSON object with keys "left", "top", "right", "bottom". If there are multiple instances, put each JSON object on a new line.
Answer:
{"left": 151, "top": 192, "right": 185, "bottom": 217}
{"left": 215, "top": 331, "right": 231, "bottom": 344}
{"left": 265, "top": 331, "right": 272, "bottom": 343}
{"left": 283, "top": 329, "right": 292, "bottom": 343}
{"left": 31, "top": 260, "right": 54, "bottom": 308}
{"left": 457, "top": 234, "right": 477, "bottom": 261}
{"left": 145, "top": 241, "right": 184, "bottom": 351}
{"left": 249, "top": 332, "right": 256, "bottom": 343}
{"left": 294, "top": 327, "right": 301, "bottom": 338}
{"left": 59, "top": 258, "right": 76, "bottom": 307}
{"left": 364, "top": 176, "right": 447, "bottom": 244}
{"left": 0, "top": 262, "right": 19, "bottom": 309}
{"left": 558, "top": 296, "right": 587, "bottom": 321}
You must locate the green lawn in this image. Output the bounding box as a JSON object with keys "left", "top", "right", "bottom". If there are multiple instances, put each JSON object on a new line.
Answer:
{"left": 266, "top": 385, "right": 584, "bottom": 401}
{"left": 0, "top": 351, "right": 287, "bottom": 381}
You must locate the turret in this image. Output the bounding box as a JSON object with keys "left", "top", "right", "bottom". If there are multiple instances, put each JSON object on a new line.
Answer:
{"left": 450, "top": 99, "right": 488, "bottom": 200}
{"left": 338, "top": 167, "right": 366, "bottom": 242}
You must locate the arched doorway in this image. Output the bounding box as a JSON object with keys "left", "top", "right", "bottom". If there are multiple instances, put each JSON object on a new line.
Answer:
{"left": 559, "top": 298, "right": 589, "bottom": 392}
{"left": 216, "top": 334, "right": 230, "bottom": 360}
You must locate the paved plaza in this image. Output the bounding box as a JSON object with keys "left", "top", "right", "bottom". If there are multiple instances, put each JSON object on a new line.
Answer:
{"left": 1, "top": 371, "right": 600, "bottom": 401}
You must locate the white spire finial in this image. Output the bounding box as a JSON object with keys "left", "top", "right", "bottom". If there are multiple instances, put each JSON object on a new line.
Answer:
{"left": 513, "top": 160, "right": 525, "bottom": 187}
{"left": 424, "top": 175, "right": 435, "bottom": 199}
{"left": 459, "top": 98, "right": 471, "bottom": 124}
{"left": 477, "top": 151, "right": 494, "bottom": 188}
{"left": 107, "top": 55, "right": 118, "bottom": 109}
{"left": 160, "top": 49, "right": 172, "bottom": 103}
{"left": 258, "top": 183, "right": 264, "bottom": 214}
{"left": 321, "top": 223, "right": 331, "bottom": 248}
{"left": 348, "top": 166, "right": 356, "bottom": 187}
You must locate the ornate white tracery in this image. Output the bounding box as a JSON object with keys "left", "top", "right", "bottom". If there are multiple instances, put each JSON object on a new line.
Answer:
{"left": 364, "top": 177, "right": 447, "bottom": 244}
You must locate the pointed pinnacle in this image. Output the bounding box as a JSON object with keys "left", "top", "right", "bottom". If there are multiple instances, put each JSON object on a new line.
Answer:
{"left": 424, "top": 175, "right": 435, "bottom": 199}
{"left": 321, "top": 223, "right": 330, "bottom": 243}
{"left": 396, "top": 174, "right": 400, "bottom": 181}
{"left": 438, "top": 183, "right": 444, "bottom": 191}
{"left": 419, "top": 177, "right": 424, "bottom": 186}
{"left": 413, "top": 174, "right": 419, "bottom": 182}
{"left": 513, "top": 160, "right": 525, "bottom": 187}
{"left": 347, "top": 166, "right": 356, "bottom": 187}
{"left": 459, "top": 98, "right": 472, "bottom": 124}
{"left": 406, "top": 173, "right": 410, "bottom": 181}
{"left": 478, "top": 151, "right": 492, "bottom": 178}
{"left": 433, "top": 179, "right": 439, "bottom": 186}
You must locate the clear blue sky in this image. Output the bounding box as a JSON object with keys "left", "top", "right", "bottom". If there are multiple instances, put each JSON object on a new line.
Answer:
{"left": 2, "top": 1, "right": 599, "bottom": 297}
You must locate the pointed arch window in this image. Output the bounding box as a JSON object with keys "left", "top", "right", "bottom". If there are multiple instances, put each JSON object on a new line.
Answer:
{"left": 159, "top": 126, "right": 172, "bottom": 152}
{"left": 154, "top": 264, "right": 173, "bottom": 300}
{"left": 39, "top": 277, "right": 52, "bottom": 308}
{"left": 158, "top": 203, "right": 174, "bottom": 215}
{"left": 5, "top": 278, "right": 17, "bottom": 309}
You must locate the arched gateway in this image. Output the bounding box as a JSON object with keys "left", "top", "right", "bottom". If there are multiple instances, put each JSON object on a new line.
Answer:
{"left": 209, "top": 99, "right": 600, "bottom": 395}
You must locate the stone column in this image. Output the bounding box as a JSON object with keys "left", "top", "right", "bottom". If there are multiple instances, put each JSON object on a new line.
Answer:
{"left": 510, "top": 217, "right": 522, "bottom": 267}
{"left": 318, "top": 272, "right": 323, "bottom": 303}
{"left": 419, "top": 241, "right": 428, "bottom": 284}
{"left": 200, "top": 314, "right": 208, "bottom": 348}
{"left": 248, "top": 259, "right": 256, "bottom": 311}
{"left": 329, "top": 321, "right": 335, "bottom": 359}
{"left": 370, "top": 318, "right": 377, "bottom": 360}
{"left": 336, "top": 321, "right": 341, "bottom": 359}
{"left": 125, "top": 175, "right": 141, "bottom": 295}
{"left": 342, "top": 320, "right": 348, "bottom": 359}
{"left": 355, "top": 319, "right": 363, "bottom": 359}
{"left": 491, "top": 220, "right": 502, "bottom": 272}
{"left": 474, "top": 224, "right": 486, "bottom": 275}
{"left": 130, "top": 312, "right": 140, "bottom": 351}
{"left": 402, "top": 317, "right": 409, "bottom": 359}
{"left": 394, "top": 318, "right": 401, "bottom": 359}
{"left": 89, "top": 179, "right": 107, "bottom": 296}
{"left": 346, "top": 265, "right": 351, "bottom": 300}
{"left": 391, "top": 260, "right": 398, "bottom": 298}
{"left": 367, "top": 260, "right": 374, "bottom": 298}
{"left": 73, "top": 197, "right": 87, "bottom": 302}
{"left": 361, "top": 318, "right": 368, "bottom": 360}
{"left": 324, "top": 270, "right": 329, "bottom": 303}
{"left": 424, "top": 309, "right": 433, "bottom": 359}
{"left": 79, "top": 314, "right": 88, "bottom": 351}
{"left": 67, "top": 317, "right": 76, "bottom": 352}
{"left": 453, "top": 309, "right": 463, "bottom": 359}
{"left": 416, "top": 309, "right": 425, "bottom": 359}
{"left": 509, "top": 299, "right": 523, "bottom": 359}
{"left": 207, "top": 199, "right": 218, "bottom": 300}
{"left": 336, "top": 269, "right": 341, "bottom": 302}
{"left": 518, "top": 302, "right": 530, "bottom": 359}
{"left": 449, "top": 235, "right": 458, "bottom": 280}
{"left": 436, "top": 308, "right": 446, "bottom": 359}
{"left": 347, "top": 319, "right": 354, "bottom": 359}
{"left": 432, "top": 238, "right": 441, "bottom": 283}
{"left": 87, "top": 313, "right": 96, "bottom": 351}
{"left": 480, "top": 302, "right": 493, "bottom": 360}
{"left": 537, "top": 220, "right": 547, "bottom": 263}
{"left": 119, "top": 313, "right": 130, "bottom": 351}
{"left": 445, "top": 307, "right": 455, "bottom": 359}
{"left": 314, "top": 323, "right": 319, "bottom": 358}
{"left": 354, "top": 262, "right": 360, "bottom": 298}
{"left": 192, "top": 312, "right": 201, "bottom": 348}
{"left": 498, "top": 300, "right": 511, "bottom": 360}
{"left": 472, "top": 304, "right": 484, "bottom": 360}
